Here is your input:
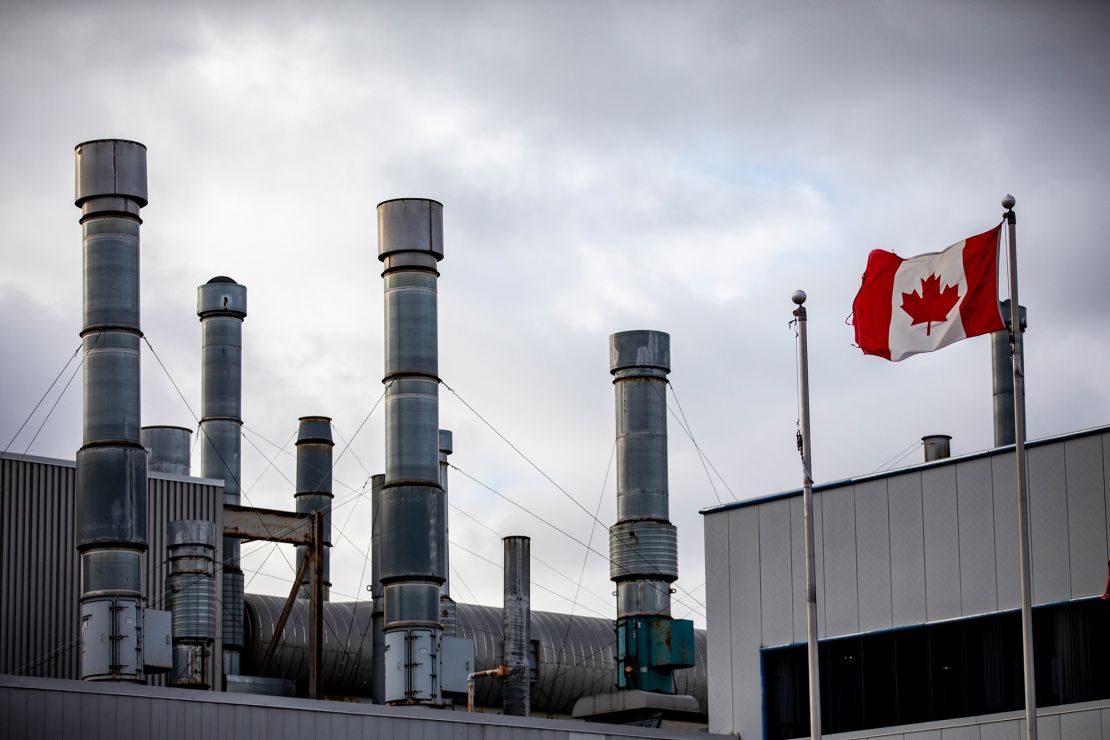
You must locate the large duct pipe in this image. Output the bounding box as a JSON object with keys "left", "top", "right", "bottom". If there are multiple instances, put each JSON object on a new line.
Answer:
{"left": 502, "top": 536, "right": 531, "bottom": 716}
{"left": 74, "top": 139, "right": 149, "bottom": 682}
{"left": 370, "top": 473, "right": 386, "bottom": 704}
{"left": 992, "top": 299, "right": 1027, "bottom": 447}
{"left": 295, "top": 416, "right": 333, "bottom": 600}
{"left": 141, "top": 425, "right": 192, "bottom": 476}
{"left": 197, "top": 275, "right": 248, "bottom": 677}
{"left": 241, "top": 595, "right": 709, "bottom": 713}
{"left": 167, "top": 520, "right": 216, "bottom": 689}
{"left": 438, "top": 429, "right": 457, "bottom": 637}
{"left": 608, "top": 330, "right": 686, "bottom": 694}
{"left": 377, "top": 198, "right": 447, "bottom": 704}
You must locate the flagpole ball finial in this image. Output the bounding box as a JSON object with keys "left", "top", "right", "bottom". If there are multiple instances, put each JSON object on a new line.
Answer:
{"left": 792, "top": 289, "right": 807, "bottom": 306}
{"left": 1002, "top": 194, "right": 1016, "bottom": 210}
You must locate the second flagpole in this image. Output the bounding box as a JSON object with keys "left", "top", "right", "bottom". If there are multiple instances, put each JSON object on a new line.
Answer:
{"left": 1004, "top": 194, "right": 1038, "bottom": 740}
{"left": 793, "top": 289, "right": 821, "bottom": 740}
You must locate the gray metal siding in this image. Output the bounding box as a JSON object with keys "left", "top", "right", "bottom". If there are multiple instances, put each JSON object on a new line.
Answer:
{"left": 855, "top": 479, "right": 892, "bottom": 634}
{"left": 822, "top": 485, "right": 858, "bottom": 636}
{"left": 888, "top": 472, "right": 927, "bottom": 626}
{"left": 991, "top": 453, "right": 1021, "bottom": 612}
{"left": 922, "top": 465, "right": 961, "bottom": 621}
{"left": 1065, "top": 435, "right": 1107, "bottom": 598}
{"left": 759, "top": 499, "right": 793, "bottom": 646}
{"left": 0, "top": 455, "right": 223, "bottom": 685}
{"left": 703, "top": 508, "right": 732, "bottom": 735}
{"left": 956, "top": 456, "right": 997, "bottom": 616}
{"left": 726, "top": 506, "right": 761, "bottom": 737}
{"left": 1028, "top": 443, "right": 1070, "bottom": 604}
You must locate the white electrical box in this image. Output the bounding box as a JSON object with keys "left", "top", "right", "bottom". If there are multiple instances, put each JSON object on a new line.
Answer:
{"left": 439, "top": 636, "right": 475, "bottom": 694}
{"left": 143, "top": 609, "right": 172, "bottom": 671}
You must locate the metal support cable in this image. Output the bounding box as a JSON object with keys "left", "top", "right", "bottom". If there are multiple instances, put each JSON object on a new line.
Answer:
{"left": 0, "top": 341, "right": 82, "bottom": 457}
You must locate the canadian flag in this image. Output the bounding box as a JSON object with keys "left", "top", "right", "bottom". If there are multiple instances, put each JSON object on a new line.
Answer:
{"left": 852, "top": 225, "right": 1005, "bottom": 361}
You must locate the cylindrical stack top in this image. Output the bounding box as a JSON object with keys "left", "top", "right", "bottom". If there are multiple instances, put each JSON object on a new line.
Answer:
{"left": 141, "top": 426, "right": 192, "bottom": 476}
{"left": 610, "top": 330, "right": 671, "bottom": 377}
{"left": 74, "top": 139, "right": 148, "bottom": 218}
{"left": 296, "top": 416, "right": 334, "bottom": 445}
{"left": 438, "top": 429, "right": 453, "bottom": 456}
{"left": 922, "top": 434, "right": 953, "bottom": 462}
{"left": 377, "top": 198, "right": 444, "bottom": 262}
{"left": 197, "top": 276, "right": 247, "bottom": 318}
{"left": 168, "top": 520, "right": 216, "bottom": 549}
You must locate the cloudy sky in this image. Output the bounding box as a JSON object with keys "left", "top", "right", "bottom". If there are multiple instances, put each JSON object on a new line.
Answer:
{"left": 2, "top": 1, "right": 1108, "bottom": 628}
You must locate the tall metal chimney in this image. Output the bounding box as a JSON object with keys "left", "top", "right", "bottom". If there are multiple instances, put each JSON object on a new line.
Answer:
{"left": 377, "top": 198, "right": 447, "bottom": 704}
{"left": 438, "top": 429, "right": 457, "bottom": 637}
{"left": 608, "top": 330, "right": 693, "bottom": 693}
{"left": 992, "top": 299, "right": 1027, "bottom": 447}
{"left": 502, "top": 535, "right": 531, "bottom": 717}
{"left": 74, "top": 139, "right": 149, "bottom": 682}
{"left": 166, "top": 520, "right": 217, "bottom": 689}
{"left": 922, "top": 434, "right": 952, "bottom": 462}
{"left": 197, "top": 275, "right": 247, "bottom": 678}
{"left": 295, "top": 416, "right": 334, "bottom": 600}
{"left": 370, "top": 472, "right": 386, "bottom": 704}
{"left": 141, "top": 425, "right": 192, "bottom": 476}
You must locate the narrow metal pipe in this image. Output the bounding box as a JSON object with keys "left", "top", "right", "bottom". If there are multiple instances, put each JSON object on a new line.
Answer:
{"left": 167, "top": 520, "right": 216, "bottom": 689}
{"left": 793, "top": 290, "right": 822, "bottom": 740}
{"left": 142, "top": 425, "right": 192, "bottom": 475}
{"left": 1003, "top": 195, "right": 1038, "bottom": 740}
{"left": 370, "top": 473, "right": 386, "bottom": 704}
{"left": 439, "top": 429, "right": 457, "bottom": 636}
{"left": 74, "top": 139, "right": 149, "bottom": 682}
{"left": 295, "top": 416, "right": 334, "bottom": 600}
{"left": 377, "top": 199, "right": 447, "bottom": 704}
{"left": 197, "top": 275, "right": 248, "bottom": 679}
{"left": 502, "top": 536, "right": 531, "bottom": 716}
{"left": 992, "top": 299, "right": 1027, "bottom": 447}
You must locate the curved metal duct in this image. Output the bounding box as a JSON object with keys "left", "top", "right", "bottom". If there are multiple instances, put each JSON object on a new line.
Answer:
{"left": 241, "top": 595, "right": 707, "bottom": 714}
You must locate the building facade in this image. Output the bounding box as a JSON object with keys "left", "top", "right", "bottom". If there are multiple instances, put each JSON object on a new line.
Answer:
{"left": 702, "top": 426, "right": 1110, "bottom": 739}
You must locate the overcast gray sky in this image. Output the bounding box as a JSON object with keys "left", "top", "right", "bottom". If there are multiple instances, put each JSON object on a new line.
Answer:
{"left": 2, "top": 1, "right": 1108, "bottom": 627}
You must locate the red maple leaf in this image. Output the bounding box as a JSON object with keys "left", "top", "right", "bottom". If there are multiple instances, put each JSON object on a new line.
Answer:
{"left": 900, "top": 274, "right": 960, "bottom": 336}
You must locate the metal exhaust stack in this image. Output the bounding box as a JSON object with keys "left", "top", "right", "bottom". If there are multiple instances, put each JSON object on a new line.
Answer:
{"left": 608, "top": 330, "right": 693, "bottom": 693}
{"left": 502, "top": 535, "right": 531, "bottom": 716}
{"left": 197, "top": 275, "right": 247, "bottom": 678}
{"left": 74, "top": 139, "right": 149, "bottom": 681}
{"left": 167, "top": 520, "right": 217, "bottom": 688}
{"left": 141, "top": 425, "right": 192, "bottom": 476}
{"left": 992, "top": 299, "right": 1027, "bottom": 447}
{"left": 377, "top": 198, "right": 448, "bottom": 704}
{"left": 295, "top": 416, "right": 334, "bottom": 600}
{"left": 922, "top": 434, "right": 952, "bottom": 462}
{"left": 438, "top": 429, "right": 457, "bottom": 637}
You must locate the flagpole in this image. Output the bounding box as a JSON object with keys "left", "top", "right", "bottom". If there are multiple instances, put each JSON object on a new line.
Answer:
{"left": 1004, "top": 194, "right": 1038, "bottom": 740}
{"left": 792, "top": 289, "right": 821, "bottom": 740}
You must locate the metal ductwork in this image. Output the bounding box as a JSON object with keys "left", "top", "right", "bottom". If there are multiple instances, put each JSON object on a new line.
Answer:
{"left": 166, "top": 520, "right": 216, "bottom": 688}
{"left": 295, "top": 416, "right": 333, "bottom": 600}
{"left": 141, "top": 425, "right": 192, "bottom": 476}
{"left": 922, "top": 434, "right": 952, "bottom": 462}
{"left": 240, "top": 595, "right": 708, "bottom": 713}
{"left": 74, "top": 139, "right": 149, "bottom": 682}
{"left": 377, "top": 198, "right": 449, "bottom": 704}
{"left": 502, "top": 536, "right": 531, "bottom": 716}
{"left": 992, "top": 299, "right": 1027, "bottom": 447}
{"left": 369, "top": 473, "right": 386, "bottom": 703}
{"left": 608, "top": 330, "right": 694, "bottom": 694}
{"left": 438, "top": 429, "right": 457, "bottom": 637}
{"left": 197, "top": 275, "right": 248, "bottom": 678}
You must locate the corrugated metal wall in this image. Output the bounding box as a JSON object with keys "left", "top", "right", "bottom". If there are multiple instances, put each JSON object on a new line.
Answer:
{"left": 0, "top": 453, "right": 224, "bottom": 686}
{"left": 0, "top": 675, "right": 729, "bottom": 740}
{"left": 702, "top": 427, "right": 1110, "bottom": 738}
